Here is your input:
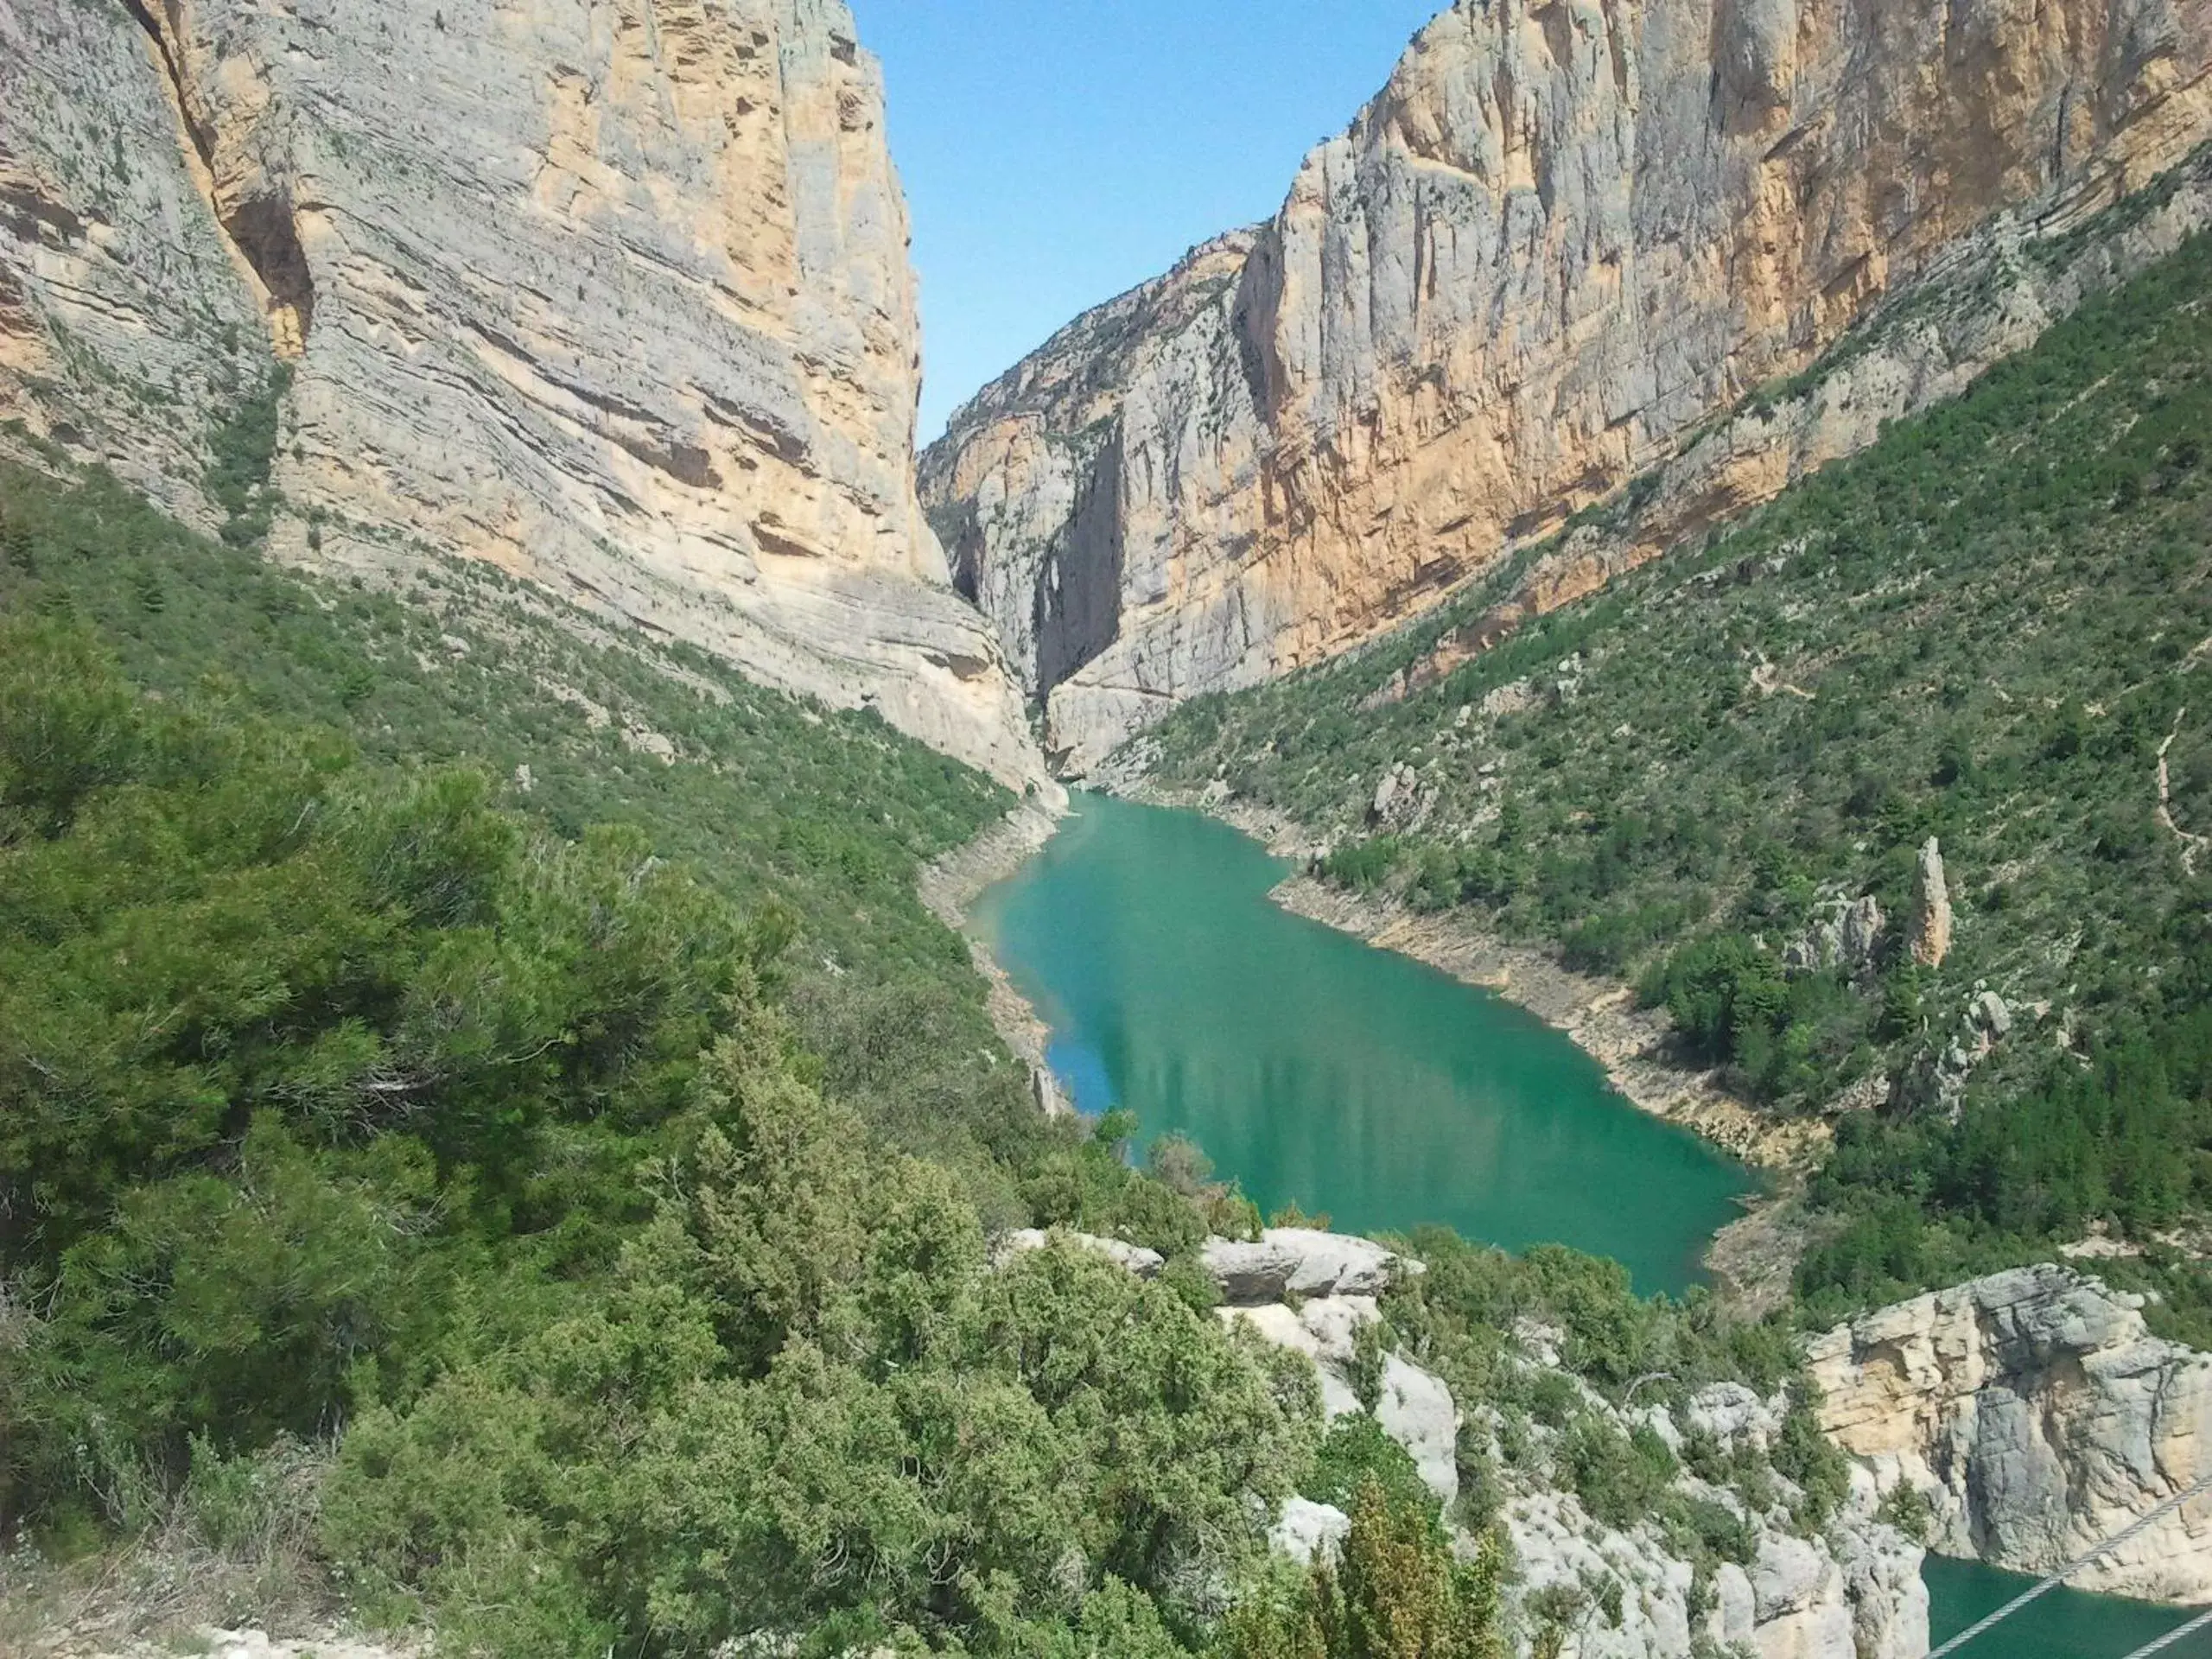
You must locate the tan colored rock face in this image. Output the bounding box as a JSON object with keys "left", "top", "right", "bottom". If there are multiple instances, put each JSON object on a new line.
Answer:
{"left": 924, "top": 0, "right": 2212, "bottom": 772}
{"left": 1808, "top": 1264, "right": 2212, "bottom": 1605}
{"left": 0, "top": 0, "right": 1039, "bottom": 786}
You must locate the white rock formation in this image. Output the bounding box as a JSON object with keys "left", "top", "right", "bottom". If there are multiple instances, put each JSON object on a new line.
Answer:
{"left": 1808, "top": 1262, "right": 2212, "bottom": 1603}
{"left": 0, "top": 0, "right": 1042, "bottom": 786}
{"left": 1498, "top": 1458, "right": 1925, "bottom": 1658}
{"left": 1376, "top": 1352, "right": 1461, "bottom": 1509}
{"left": 1201, "top": 1226, "right": 1414, "bottom": 1305}
{"left": 1269, "top": 1496, "right": 1352, "bottom": 1567}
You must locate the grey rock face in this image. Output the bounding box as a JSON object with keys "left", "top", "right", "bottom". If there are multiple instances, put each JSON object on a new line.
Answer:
{"left": 1786, "top": 893, "right": 1887, "bottom": 976}
{"left": 924, "top": 0, "right": 2212, "bottom": 773}
{"left": 1841, "top": 896, "right": 1888, "bottom": 975}
{"left": 1376, "top": 1353, "right": 1459, "bottom": 1507}
{"left": 0, "top": 0, "right": 267, "bottom": 532}
{"left": 1808, "top": 1262, "right": 2212, "bottom": 1603}
{"left": 0, "top": 0, "right": 1040, "bottom": 786}
{"left": 1497, "top": 1422, "right": 1925, "bottom": 1658}
{"left": 1201, "top": 1226, "right": 1411, "bottom": 1305}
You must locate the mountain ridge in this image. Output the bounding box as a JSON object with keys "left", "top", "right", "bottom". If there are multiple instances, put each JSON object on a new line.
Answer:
{"left": 925, "top": 0, "right": 2212, "bottom": 772}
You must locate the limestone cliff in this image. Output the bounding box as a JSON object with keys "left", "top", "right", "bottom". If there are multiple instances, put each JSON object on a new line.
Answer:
{"left": 1808, "top": 1263, "right": 2212, "bottom": 1605}
{"left": 0, "top": 0, "right": 1039, "bottom": 786}
{"left": 924, "top": 0, "right": 2212, "bottom": 772}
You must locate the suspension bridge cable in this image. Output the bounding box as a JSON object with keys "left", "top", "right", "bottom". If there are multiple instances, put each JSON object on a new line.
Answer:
{"left": 1927, "top": 1470, "right": 2212, "bottom": 1658}
{"left": 2115, "top": 1604, "right": 2212, "bottom": 1659}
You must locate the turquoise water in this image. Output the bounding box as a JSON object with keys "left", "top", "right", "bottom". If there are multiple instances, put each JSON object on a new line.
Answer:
{"left": 971, "top": 791, "right": 2203, "bottom": 1645}
{"left": 1925, "top": 1554, "right": 2210, "bottom": 1656}
{"left": 971, "top": 791, "right": 1756, "bottom": 1294}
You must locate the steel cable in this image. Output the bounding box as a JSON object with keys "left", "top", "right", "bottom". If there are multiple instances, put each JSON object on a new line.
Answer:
{"left": 1927, "top": 1471, "right": 2212, "bottom": 1657}
{"left": 2114, "top": 1604, "right": 2212, "bottom": 1658}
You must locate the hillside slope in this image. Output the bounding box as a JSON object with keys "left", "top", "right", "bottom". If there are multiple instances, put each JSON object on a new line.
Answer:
{"left": 0, "top": 455, "right": 1932, "bottom": 1656}
{"left": 925, "top": 0, "right": 2212, "bottom": 772}
{"left": 0, "top": 0, "right": 1039, "bottom": 785}
{"left": 1141, "top": 221, "right": 2212, "bottom": 1329}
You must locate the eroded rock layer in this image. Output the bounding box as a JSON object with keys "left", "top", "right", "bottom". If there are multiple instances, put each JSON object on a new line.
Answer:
{"left": 1808, "top": 1263, "right": 2212, "bottom": 1604}
{"left": 0, "top": 0, "right": 1039, "bottom": 785}
{"left": 923, "top": 0, "right": 2212, "bottom": 772}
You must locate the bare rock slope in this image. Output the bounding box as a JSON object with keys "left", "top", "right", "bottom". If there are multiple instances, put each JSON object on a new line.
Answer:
{"left": 925, "top": 0, "right": 2212, "bottom": 772}
{"left": 0, "top": 0, "right": 1039, "bottom": 785}
{"left": 1809, "top": 1263, "right": 2212, "bottom": 1604}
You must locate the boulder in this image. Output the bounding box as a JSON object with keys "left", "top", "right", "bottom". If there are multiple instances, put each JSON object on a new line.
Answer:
{"left": 1200, "top": 1238, "right": 1307, "bottom": 1305}
{"left": 1268, "top": 1497, "right": 1351, "bottom": 1566}
{"left": 1972, "top": 989, "right": 2012, "bottom": 1037}
{"left": 1200, "top": 1228, "right": 1411, "bottom": 1305}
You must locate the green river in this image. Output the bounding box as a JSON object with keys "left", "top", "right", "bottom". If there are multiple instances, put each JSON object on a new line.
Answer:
{"left": 972, "top": 791, "right": 1752, "bottom": 1295}
{"left": 971, "top": 791, "right": 2209, "bottom": 1655}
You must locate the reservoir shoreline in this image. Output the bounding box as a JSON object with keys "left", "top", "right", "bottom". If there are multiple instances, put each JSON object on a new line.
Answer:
{"left": 918, "top": 798, "right": 1071, "bottom": 1115}
{"left": 1124, "top": 785, "right": 1821, "bottom": 1306}
{"left": 1123, "top": 785, "right": 1826, "bottom": 1176}
{"left": 933, "top": 786, "right": 1800, "bottom": 1292}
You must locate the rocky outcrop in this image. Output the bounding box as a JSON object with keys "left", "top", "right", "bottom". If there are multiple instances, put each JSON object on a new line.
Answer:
{"left": 1808, "top": 1263, "right": 2212, "bottom": 1604}
{"left": 1191, "top": 1230, "right": 1926, "bottom": 1656}
{"left": 1201, "top": 1226, "right": 1413, "bottom": 1304}
{"left": 1498, "top": 1472, "right": 1923, "bottom": 1659}
{"left": 1007, "top": 1222, "right": 1926, "bottom": 1654}
{"left": 1909, "top": 839, "right": 1955, "bottom": 969}
{"left": 0, "top": 0, "right": 1039, "bottom": 785}
{"left": 925, "top": 0, "right": 2212, "bottom": 772}
{"left": 1787, "top": 893, "right": 1886, "bottom": 978}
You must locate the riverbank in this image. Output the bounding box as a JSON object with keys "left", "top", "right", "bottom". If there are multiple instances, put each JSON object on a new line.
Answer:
{"left": 938, "top": 781, "right": 1818, "bottom": 1298}
{"left": 919, "top": 799, "right": 1071, "bottom": 1115}
{"left": 1116, "top": 784, "right": 1829, "bottom": 1308}
{"left": 1131, "top": 787, "right": 1827, "bottom": 1169}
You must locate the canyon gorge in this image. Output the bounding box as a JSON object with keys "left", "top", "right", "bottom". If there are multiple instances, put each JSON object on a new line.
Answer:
{"left": 924, "top": 0, "right": 2212, "bottom": 771}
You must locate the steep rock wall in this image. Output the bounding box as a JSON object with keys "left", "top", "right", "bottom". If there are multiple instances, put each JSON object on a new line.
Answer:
{"left": 1808, "top": 1264, "right": 2212, "bottom": 1604}
{"left": 924, "top": 0, "right": 2212, "bottom": 772}
{"left": 0, "top": 0, "right": 1039, "bottom": 785}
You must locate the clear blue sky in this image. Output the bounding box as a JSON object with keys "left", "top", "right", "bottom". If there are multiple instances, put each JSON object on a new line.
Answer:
{"left": 851, "top": 1, "right": 1445, "bottom": 439}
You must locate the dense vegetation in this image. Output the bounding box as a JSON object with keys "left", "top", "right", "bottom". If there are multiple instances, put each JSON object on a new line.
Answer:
{"left": 0, "top": 543, "right": 1322, "bottom": 1651}
{"left": 0, "top": 452, "right": 1030, "bottom": 1182}
{"left": 0, "top": 461, "right": 1589, "bottom": 1654}
{"left": 0, "top": 452, "right": 1859, "bottom": 1654}
{"left": 1146, "top": 228, "right": 2212, "bottom": 1329}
